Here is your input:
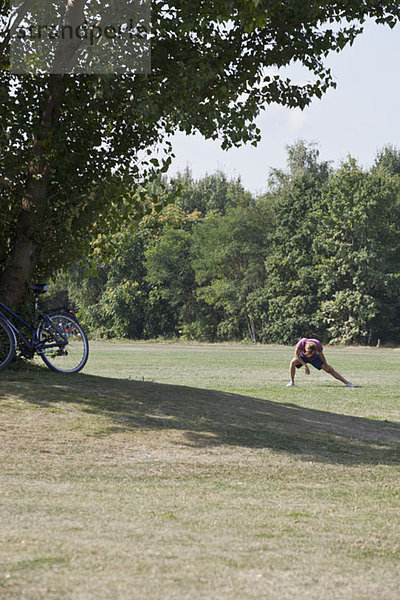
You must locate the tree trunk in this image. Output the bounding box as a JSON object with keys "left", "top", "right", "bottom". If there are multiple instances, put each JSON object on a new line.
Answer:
{"left": 0, "top": 208, "right": 41, "bottom": 306}
{"left": 0, "top": 74, "right": 67, "bottom": 306}
{"left": 245, "top": 310, "right": 256, "bottom": 343}
{"left": 0, "top": 0, "right": 88, "bottom": 306}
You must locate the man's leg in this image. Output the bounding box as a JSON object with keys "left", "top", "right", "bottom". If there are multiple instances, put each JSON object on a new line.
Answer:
{"left": 322, "top": 364, "right": 349, "bottom": 385}
{"left": 288, "top": 358, "right": 302, "bottom": 384}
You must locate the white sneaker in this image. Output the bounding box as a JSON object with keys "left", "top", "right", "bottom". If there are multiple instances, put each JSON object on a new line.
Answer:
{"left": 346, "top": 382, "right": 355, "bottom": 387}
{"left": 286, "top": 381, "right": 295, "bottom": 387}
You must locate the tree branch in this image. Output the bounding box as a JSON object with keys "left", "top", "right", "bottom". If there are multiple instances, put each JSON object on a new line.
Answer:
{"left": 0, "top": 0, "right": 35, "bottom": 58}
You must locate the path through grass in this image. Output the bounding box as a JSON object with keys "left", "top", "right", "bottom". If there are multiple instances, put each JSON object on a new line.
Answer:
{"left": 0, "top": 342, "right": 399, "bottom": 599}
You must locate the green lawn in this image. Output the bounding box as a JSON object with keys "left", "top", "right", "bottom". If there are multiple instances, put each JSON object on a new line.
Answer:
{"left": 0, "top": 342, "right": 399, "bottom": 599}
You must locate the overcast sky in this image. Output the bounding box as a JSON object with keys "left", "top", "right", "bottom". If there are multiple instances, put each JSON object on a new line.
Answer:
{"left": 167, "top": 19, "right": 400, "bottom": 195}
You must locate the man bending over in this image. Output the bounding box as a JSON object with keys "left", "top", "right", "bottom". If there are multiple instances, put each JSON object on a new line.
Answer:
{"left": 287, "top": 338, "right": 355, "bottom": 387}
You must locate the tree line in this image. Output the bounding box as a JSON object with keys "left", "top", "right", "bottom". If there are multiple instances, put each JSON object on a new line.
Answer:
{"left": 52, "top": 141, "right": 400, "bottom": 346}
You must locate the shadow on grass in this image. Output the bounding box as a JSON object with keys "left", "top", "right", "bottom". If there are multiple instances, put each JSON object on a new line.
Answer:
{"left": 2, "top": 366, "right": 400, "bottom": 465}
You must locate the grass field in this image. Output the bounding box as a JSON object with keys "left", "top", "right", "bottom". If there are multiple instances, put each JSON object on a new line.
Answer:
{"left": 0, "top": 342, "right": 399, "bottom": 600}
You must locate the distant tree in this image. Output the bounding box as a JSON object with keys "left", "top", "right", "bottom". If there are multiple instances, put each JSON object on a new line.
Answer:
{"left": 144, "top": 228, "right": 196, "bottom": 337}
{"left": 192, "top": 203, "right": 273, "bottom": 341}
{"left": 372, "top": 145, "right": 400, "bottom": 177}
{"left": 315, "top": 158, "right": 400, "bottom": 343}
{"left": 262, "top": 141, "right": 331, "bottom": 343}
{"left": 170, "top": 169, "right": 252, "bottom": 216}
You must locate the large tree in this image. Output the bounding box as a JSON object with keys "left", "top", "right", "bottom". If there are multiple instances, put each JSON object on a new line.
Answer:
{"left": 1, "top": 0, "right": 400, "bottom": 305}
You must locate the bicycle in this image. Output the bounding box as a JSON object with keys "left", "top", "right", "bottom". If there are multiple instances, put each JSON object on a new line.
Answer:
{"left": 0, "top": 283, "right": 89, "bottom": 374}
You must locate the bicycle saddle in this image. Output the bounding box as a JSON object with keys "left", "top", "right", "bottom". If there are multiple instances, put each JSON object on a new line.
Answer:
{"left": 30, "top": 283, "right": 49, "bottom": 294}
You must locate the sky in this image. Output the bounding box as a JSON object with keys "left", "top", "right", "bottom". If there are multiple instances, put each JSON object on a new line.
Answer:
{"left": 167, "top": 19, "right": 400, "bottom": 195}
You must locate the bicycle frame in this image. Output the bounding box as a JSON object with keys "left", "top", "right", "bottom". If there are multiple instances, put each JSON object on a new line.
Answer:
{"left": 0, "top": 299, "right": 68, "bottom": 356}
{"left": 0, "top": 301, "right": 36, "bottom": 351}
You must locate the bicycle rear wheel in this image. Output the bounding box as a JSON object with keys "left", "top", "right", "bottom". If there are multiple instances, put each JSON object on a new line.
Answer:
{"left": 0, "top": 318, "right": 16, "bottom": 372}
{"left": 37, "top": 313, "right": 89, "bottom": 373}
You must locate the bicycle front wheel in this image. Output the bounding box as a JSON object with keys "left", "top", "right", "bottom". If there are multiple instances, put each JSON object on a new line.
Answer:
{"left": 0, "top": 318, "right": 15, "bottom": 372}
{"left": 37, "top": 313, "right": 89, "bottom": 374}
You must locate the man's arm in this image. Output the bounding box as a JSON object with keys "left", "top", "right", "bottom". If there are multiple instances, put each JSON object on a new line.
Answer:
{"left": 295, "top": 347, "right": 310, "bottom": 374}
